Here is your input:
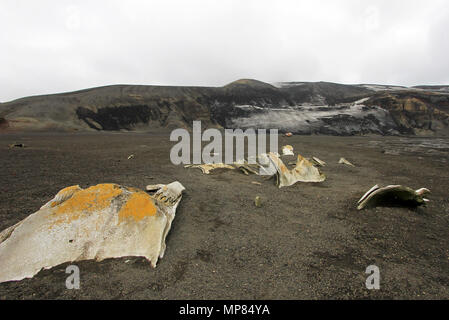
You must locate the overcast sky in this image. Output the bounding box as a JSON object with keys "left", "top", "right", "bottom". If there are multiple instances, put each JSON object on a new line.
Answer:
{"left": 1, "top": 0, "right": 448, "bottom": 102}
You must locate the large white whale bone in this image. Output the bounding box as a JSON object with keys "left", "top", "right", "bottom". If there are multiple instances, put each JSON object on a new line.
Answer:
{"left": 0, "top": 182, "right": 185, "bottom": 283}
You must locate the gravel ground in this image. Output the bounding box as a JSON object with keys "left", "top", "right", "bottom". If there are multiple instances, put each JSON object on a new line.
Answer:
{"left": 0, "top": 132, "right": 448, "bottom": 299}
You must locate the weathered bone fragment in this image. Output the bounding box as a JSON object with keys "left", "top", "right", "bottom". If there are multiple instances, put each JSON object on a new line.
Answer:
{"left": 185, "top": 154, "right": 276, "bottom": 177}
{"left": 338, "top": 157, "right": 355, "bottom": 167}
{"left": 39, "top": 185, "right": 83, "bottom": 210}
{"left": 267, "top": 152, "right": 326, "bottom": 188}
{"left": 256, "top": 153, "right": 278, "bottom": 176}
{"left": 311, "top": 157, "right": 326, "bottom": 167}
{"left": 184, "top": 163, "right": 235, "bottom": 174}
{"left": 233, "top": 159, "right": 260, "bottom": 175}
{"left": 282, "top": 145, "right": 294, "bottom": 156}
{"left": 357, "top": 185, "right": 430, "bottom": 210}
{"left": 0, "top": 182, "right": 185, "bottom": 283}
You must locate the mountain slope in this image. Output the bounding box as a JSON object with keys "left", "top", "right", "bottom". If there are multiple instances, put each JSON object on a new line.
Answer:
{"left": 1, "top": 80, "right": 448, "bottom": 135}
{"left": 0, "top": 85, "right": 220, "bottom": 131}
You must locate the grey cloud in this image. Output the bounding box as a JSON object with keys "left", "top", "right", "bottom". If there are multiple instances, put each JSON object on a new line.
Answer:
{"left": 1, "top": 0, "right": 448, "bottom": 102}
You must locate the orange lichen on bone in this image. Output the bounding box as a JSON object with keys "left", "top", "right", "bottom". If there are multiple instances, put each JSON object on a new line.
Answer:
{"left": 296, "top": 154, "right": 312, "bottom": 168}
{"left": 294, "top": 155, "right": 313, "bottom": 174}
{"left": 48, "top": 183, "right": 158, "bottom": 227}
{"left": 118, "top": 191, "right": 157, "bottom": 223}
{"left": 51, "top": 184, "right": 123, "bottom": 225}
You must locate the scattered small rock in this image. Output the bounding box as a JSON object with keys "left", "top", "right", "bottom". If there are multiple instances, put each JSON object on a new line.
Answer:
{"left": 8, "top": 143, "right": 26, "bottom": 148}
{"left": 382, "top": 149, "right": 400, "bottom": 156}
{"left": 254, "top": 196, "right": 262, "bottom": 207}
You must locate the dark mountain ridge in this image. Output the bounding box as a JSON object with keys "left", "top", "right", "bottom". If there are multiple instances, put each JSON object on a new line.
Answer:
{"left": 1, "top": 79, "right": 448, "bottom": 136}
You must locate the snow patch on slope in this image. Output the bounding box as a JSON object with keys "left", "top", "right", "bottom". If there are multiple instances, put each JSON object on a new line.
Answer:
{"left": 229, "top": 100, "right": 398, "bottom": 135}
